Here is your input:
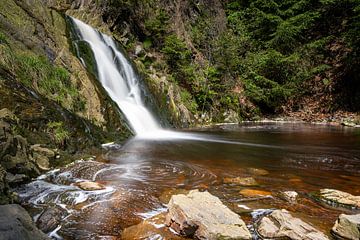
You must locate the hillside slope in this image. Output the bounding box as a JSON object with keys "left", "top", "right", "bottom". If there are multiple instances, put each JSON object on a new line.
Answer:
{"left": 99, "top": 0, "right": 360, "bottom": 123}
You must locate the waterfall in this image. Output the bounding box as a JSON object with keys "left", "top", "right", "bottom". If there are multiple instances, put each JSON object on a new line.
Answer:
{"left": 70, "top": 17, "right": 233, "bottom": 142}
{"left": 70, "top": 17, "right": 161, "bottom": 136}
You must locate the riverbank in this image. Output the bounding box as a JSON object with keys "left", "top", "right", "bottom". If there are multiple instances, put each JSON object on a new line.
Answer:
{"left": 195, "top": 110, "right": 360, "bottom": 129}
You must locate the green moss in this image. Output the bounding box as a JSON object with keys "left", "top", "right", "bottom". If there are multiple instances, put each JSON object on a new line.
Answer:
{"left": 46, "top": 121, "right": 70, "bottom": 146}
{"left": 14, "top": 54, "right": 83, "bottom": 110}
{"left": 74, "top": 40, "right": 98, "bottom": 77}
{"left": 0, "top": 32, "right": 7, "bottom": 44}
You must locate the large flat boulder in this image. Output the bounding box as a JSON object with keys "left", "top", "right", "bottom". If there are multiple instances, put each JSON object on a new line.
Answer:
{"left": 256, "top": 209, "right": 329, "bottom": 240}
{"left": 165, "top": 189, "right": 252, "bottom": 240}
{"left": 0, "top": 204, "right": 49, "bottom": 240}
{"left": 332, "top": 214, "right": 360, "bottom": 240}
{"left": 318, "top": 189, "right": 360, "bottom": 209}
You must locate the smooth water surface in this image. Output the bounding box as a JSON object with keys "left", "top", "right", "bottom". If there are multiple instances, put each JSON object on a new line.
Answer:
{"left": 18, "top": 123, "right": 360, "bottom": 239}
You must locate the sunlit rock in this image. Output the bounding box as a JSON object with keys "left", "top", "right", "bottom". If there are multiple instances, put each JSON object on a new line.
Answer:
{"left": 280, "top": 191, "right": 298, "bottom": 203}
{"left": 166, "top": 189, "right": 252, "bottom": 239}
{"left": 256, "top": 209, "right": 329, "bottom": 240}
{"left": 76, "top": 181, "right": 106, "bottom": 191}
{"left": 239, "top": 189, "right": 271, "bottom": 197}
{"left": 332, "top": 214, "right": 360, "bottom": 240}
{"left": 122, "top": 213, "right": 186, "bottom": 240}
{"left": 223, "top": 176, "right": 259, "bottom": 186}
{"left": 318, "top": 189, "right": 360, "bottom": 209}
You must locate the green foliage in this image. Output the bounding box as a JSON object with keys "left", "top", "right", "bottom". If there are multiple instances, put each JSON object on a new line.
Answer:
{"left": 0, "top": 32, "right": 7, "bottom": 44}
{"left": 208, "top": 0, "right": 360, "bottom": 113}
{"left": 144, "top": 8, "right": 169, "bottom": 42}
{"left": 46, "top": 121, "right": 70, "bottom": 146}
{"left": 15, "top": 54, "right": 83, "bottom": 111}
{"left": 143, "top": 38, "right": 152, "bottom": 49}
{"left": 161, "top": 34, "right": 192, "bottom": 68}
{"left": 179, "top": 89, "right": 198, "bottom": 113}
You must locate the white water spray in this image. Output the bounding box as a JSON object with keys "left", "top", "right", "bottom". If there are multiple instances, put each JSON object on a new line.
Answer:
{"left": 71, "top": 18, "right": 161, "bottom": 135}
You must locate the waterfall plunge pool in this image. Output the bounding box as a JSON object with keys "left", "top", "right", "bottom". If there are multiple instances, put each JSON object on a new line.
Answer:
{"left": 17, "top": 122, "right": 360, "bottom": 239}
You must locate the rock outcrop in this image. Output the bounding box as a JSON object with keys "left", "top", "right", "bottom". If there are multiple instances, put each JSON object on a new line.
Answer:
{"left": 332, "top": 214, "right": 360, "bottom": 240}
{"left": 166, "top": 189, "right": 252, "bottom": 240}
{"left": 256, "top": 209, "right": 329, "bottom": 240}
{"left": 0, "top": 204, "right": 49, "bottom": 240}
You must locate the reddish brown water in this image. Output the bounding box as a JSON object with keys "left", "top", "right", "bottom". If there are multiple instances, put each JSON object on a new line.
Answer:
{"left": 18, "top": 123, "right": 360, "bottom": 239}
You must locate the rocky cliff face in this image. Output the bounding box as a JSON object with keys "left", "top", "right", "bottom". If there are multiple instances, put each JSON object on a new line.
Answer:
{"left": 0, "top": 0, "right": 132, "bottom": 203}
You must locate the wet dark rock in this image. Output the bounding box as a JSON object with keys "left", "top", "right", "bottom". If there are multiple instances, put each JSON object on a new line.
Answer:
{"left": 0, "top": 204, "right": 49, "bottom": 240}
{"left": 223, "top": 176, "right": 259, "bottom": 186}
{"left": 5, "top": 172, "right": 29, "bottom": 185}
{"left": 317, "top": 189, "right": 360, "bottom": 209}
{"left": 37, "top": 207, "right": 66, "bottom": 233}
{"left": 332, "top": 214, "right": 360, "bottom": 240}
{"left": 0, "top": 112, "right": 40, "bottom": 178}
{"left": 256, "top": 209, "right": 329, "bottom": 240}
{"left": 166, "top": 189, "right": 252, "bottom": 239}
{"left": 0, "top": 165, "right": 11, "bottom": 204}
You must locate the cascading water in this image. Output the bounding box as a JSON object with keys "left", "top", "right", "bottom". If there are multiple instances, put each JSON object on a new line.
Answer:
{"left": 71, "top": 17, "right": 161, "bottom": 135}
{"left": 69, "top": 18, "right": 266, "bottom": 144}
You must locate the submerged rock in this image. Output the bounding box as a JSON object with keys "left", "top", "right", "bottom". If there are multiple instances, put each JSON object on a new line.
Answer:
{"left": 223, "top": 176, "right": 259, "bottom": 186}
{"left": 318, "top": 189, "right": 360, "bottom": 209}
{"left": 37, "top": 207, "right": 66, "bottom": 233}
{"left": 76, "top": 181, "right": 106, "bottom": 191}
{"left": 332, "top": 214, "right": 360, "bottom": 240}
{"left": 159, "top": 188, "right": 189, "bottom": 204}
{"left": 239, "top": 189, "right": 271, "bottom": 197}
{"left": 256, "top": 209, "right": 329, "bottom": 240}
{"left": 166, "top": 189, "right": 252, "bottom": 240}
{"left": 246, "top": 167, "right": 269, "bottom": 176}
{"left": 122, "top": 213, "right": 187, "bottom": 240}
{"left": 0, "top": 204, "right": 49, "bottom": 240}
